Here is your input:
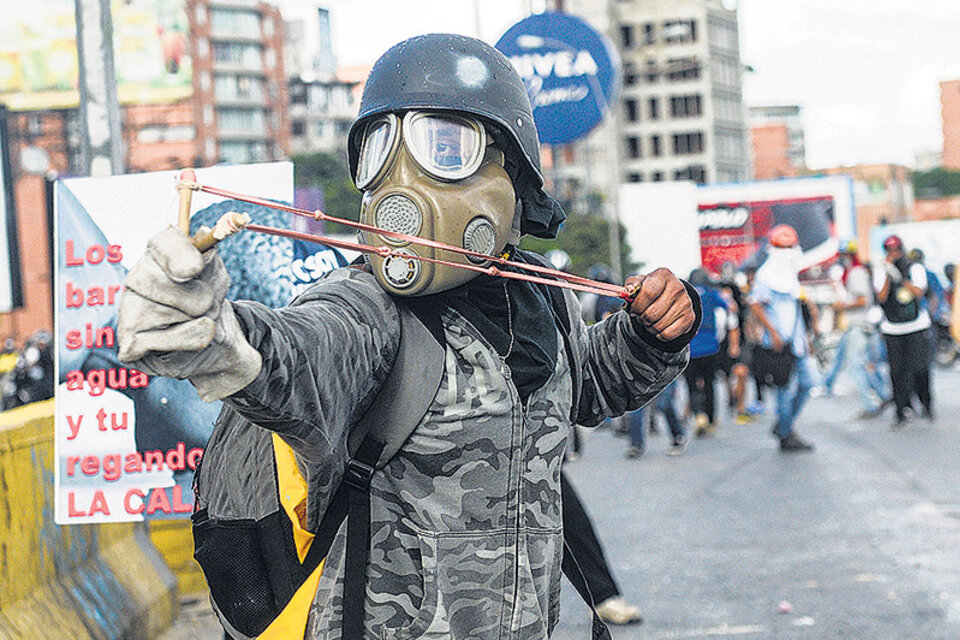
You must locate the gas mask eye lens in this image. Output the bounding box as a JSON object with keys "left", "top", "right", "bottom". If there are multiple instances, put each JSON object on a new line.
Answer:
{"left": 356, "top": 115, "right": 399, "bottom": 189}
{"left": 404, "top": 112, "right": 486, "bottom": 181}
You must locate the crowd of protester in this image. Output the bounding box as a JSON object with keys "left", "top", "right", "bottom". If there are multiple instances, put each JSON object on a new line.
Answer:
{"left": 570, "top": 225, "right": 957, "bottom": 462}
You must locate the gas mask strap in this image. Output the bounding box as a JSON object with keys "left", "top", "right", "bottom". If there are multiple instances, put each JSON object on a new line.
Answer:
{"left": 508, "top": 200, "right": 523, "bottom": 247}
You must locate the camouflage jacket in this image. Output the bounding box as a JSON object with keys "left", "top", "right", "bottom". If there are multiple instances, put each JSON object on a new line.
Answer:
{"left": 225, "top": 268, "right": 690, "bottom": 640}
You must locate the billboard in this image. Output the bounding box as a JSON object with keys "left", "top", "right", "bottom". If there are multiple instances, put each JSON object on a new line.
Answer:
{"left": 619, "top": 177, "right": 856, "bottom": 278}
{"left": 54, "top": 162, "right": 346, "bottom": 524}
{"left": 0, "top": 0, "right": 191, "bottom": 111}
{"left": 696, "top": 176, "right": 856, "bottom": 274}
{"left": 496, "top": 12, "right": 620, "bottom": 145}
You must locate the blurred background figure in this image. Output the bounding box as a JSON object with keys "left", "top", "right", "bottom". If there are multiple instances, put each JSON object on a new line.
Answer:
{"left": 717, "top": 277, "right": 752, "bottom": 424}
{"left": 561, "top": 473, "right": 644, "bottom": 626}
{"left": 875, "top": 235, "right": 933, "bottom": 428}
{"left": 3, "top": 331, "right": 55, "bottom": 410}
{"left": 819, "top": 241, "right": 890, "bottom": 417}
{"left": 938, "top": 263, "right": 959, "bottom": 366}
{"left": 684, "top": 268, "right": 729, "bottom": 438}
{"left": 749, "top": 225, "right": 816, "bottom": 452}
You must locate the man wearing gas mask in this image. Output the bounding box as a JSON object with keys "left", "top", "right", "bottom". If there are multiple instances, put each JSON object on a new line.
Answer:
{"left": 118, "top": 34, "right": 698, "bottom": 640}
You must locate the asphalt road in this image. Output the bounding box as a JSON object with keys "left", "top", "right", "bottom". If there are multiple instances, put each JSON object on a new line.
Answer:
{"left": 555, "top": 365, "right": 960, "bottom": 640}
{"left": 162, "top": 365, "right": 960, "bottom": 640}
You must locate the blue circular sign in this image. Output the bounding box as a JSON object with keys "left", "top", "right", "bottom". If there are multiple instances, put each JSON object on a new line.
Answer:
{"left": 496, "top": 12, "right": 620, "bottom": 145}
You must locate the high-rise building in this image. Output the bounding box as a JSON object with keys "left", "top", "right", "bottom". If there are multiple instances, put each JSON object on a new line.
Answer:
{"left": 190, "top": 0, "right": 290, "bottom": 165}
{"left": 941, "top": 79, "right": 960, "bottom": 171}
{"left": 284, "top": 6, "right": 359, "bottom": 155}
{"left": 539, "top": 0, "right": 750, "bottom": 214}
{"left": 749, "top": 104, "right": 806, "bottom": 179}
{"left": 575, "top": 0, "right": 750, "bottom": 186}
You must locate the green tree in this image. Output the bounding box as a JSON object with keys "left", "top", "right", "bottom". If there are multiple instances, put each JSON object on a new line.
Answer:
{"left": 519, "top": 210, "right": 637, "bottom": 278}
{"left": 913, "top": 168, "right": 960, "bottom": 199}
{"left": 290, "top": 150, "right": 362, "bottom": 233}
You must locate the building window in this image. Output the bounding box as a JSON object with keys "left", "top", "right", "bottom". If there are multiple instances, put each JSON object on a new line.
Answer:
{"left": 214, "top": 75, "right": 265, "bottom": 101}
{"left": 220, "top": 141, "right": 269, "bottom": 164}
{"left": 648, "top": 97, "right": 660, "bottom": 120}
{"left": 213, "top": 43, "right": 263, "bottom": 71}
{"left": 666, "top": 57, "right": 701, "bottom": 81}
{"left": 216, "top": 108, "right": 266, "bottom": 134}
{"left": 624, "top": 98, "right": 639, "bottom": 122}
{"left": 626, "top": 136, "right": 641, "bottom": 158}
{"left": 652, "top": 171, "right": 664, "bottom": 182}
{"left": 673, "top": 165, "right": 707, "bottom": 184}
{"left": 289, "top": 83, "right": 307, "bottom": 105}
{"left": 642, "top": 23, "right": 656, "bottom": 45}
{"left": 643, "top": 59, "right": 659, "bottom": 83}
{"left": 137, "top": 125, "right": 196, "bottom": 143}
{"left": 291, "top": 120, "right": 306, "bottom": 136}
{"left": 627, "top": 172, "right": 643, "bottom": 183}
{"left": 27, "top": 115, "right": 43, "bottom": 135}
{"left": 712, "top": 55, "right": 741, "bottom": 86}
{"left": 672, "top": 132, "right": 705, "bottom": 155}
{"left": 210, "top": 8, "right": 261, "bottom": 38}
{"left": 669, "top": 94, "right": 702, "bottom": 118}
{"left": 619, "top": 25, "right": 633, "bottom": 48}
{"left": 624, "top": 72, "right": 637, "bottom": 86}
{"left": 662, "top": 19, "right": 697, "bottom": 44}
{"left": 651, "top": 134, "right": 662, "bottom": 157}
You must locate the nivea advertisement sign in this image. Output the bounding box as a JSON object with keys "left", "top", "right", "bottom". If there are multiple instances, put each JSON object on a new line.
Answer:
{"left": 496, "top": 12, "right": 620, "bottom": 145}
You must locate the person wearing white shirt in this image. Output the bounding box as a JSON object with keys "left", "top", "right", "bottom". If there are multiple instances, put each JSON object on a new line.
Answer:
{"left": 874, "top": 235, "right": 933, "bottom": 428}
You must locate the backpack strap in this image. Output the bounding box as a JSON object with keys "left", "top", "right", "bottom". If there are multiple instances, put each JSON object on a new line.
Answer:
{"left": 313, "top": 298, "right": 445, "bottom": 640}
{"left": 347, "top": 299, "right": 446, "bottom": 465}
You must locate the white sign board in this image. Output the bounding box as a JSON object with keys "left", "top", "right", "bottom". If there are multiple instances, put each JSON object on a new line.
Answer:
{"left": 619, "top": 181, "right": 701, "bottom": 278}
{"left": 54, "top": 162, "right": 292, "bottom": 524}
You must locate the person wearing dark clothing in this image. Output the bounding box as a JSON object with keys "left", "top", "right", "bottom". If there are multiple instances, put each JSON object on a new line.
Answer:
{"left": 875, "top": 235, "right": 933, "bottom": 428}
{"left": 685, "top": 269, "right": 729, "bottom": 437}
{"left": 561, "top": 473, "right": 642, "bottom": 625}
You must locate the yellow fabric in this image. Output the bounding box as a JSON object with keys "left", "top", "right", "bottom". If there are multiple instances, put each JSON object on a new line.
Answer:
{"left": 259, "top": 433, "right": 324, "bottom": 640}
{"left": 0, "top": 353, "right": 17, "bottom": 374}
{"left": 257, "top": 558, "right": 324, "bottom": 640}
{"left": 271, "top": 433, "right": 314, "bottom": 562}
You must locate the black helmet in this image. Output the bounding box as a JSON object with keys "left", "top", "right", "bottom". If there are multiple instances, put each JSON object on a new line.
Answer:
{"left": 347, "top": 33, "right": 565, "bottom": 239}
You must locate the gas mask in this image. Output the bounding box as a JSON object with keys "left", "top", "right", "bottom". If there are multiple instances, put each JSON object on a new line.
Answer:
{"left": 354, "top": 111, "right": 517, "bottom": 296}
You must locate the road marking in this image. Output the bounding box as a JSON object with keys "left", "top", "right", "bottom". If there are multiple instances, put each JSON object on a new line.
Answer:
{"left": 647, "top": 623, "right": 767, "bottom": 639}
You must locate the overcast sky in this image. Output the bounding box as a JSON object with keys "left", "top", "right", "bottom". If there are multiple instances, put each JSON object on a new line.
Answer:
{"left": 282, "top": 0, "right": 960, "bottom": 170}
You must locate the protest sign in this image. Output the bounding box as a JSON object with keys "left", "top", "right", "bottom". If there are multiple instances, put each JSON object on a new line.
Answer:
{"left": 54, "top": 162, "right": 343, "bottom": 524}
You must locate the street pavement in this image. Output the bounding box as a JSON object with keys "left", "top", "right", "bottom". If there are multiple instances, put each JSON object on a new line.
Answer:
{"left": 162, "top": 365, "right": 960, "bottom": 640}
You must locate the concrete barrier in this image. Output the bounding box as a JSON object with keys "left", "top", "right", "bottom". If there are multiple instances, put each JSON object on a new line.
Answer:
{"left": 147, "top": 520, "right": 208, "bottom": 596}
{"left": 0, "top": 400, "right": 178, "bottom": 639}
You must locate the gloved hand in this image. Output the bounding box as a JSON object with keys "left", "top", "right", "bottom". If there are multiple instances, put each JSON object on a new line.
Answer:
{"left": 117, "top": 226, "right": 262, "bottom": 401}
{"left": 884, "top": 262, "right": 903, "bottom": 283}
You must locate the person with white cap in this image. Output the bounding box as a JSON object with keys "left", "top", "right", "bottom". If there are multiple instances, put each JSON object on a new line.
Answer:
{"left": 749, "top": 225, "right": 816, "bottom": 452}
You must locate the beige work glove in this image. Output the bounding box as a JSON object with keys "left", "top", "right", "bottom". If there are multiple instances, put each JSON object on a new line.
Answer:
{"left": 117, "top": 226, "right": 262, "bottom": 401}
